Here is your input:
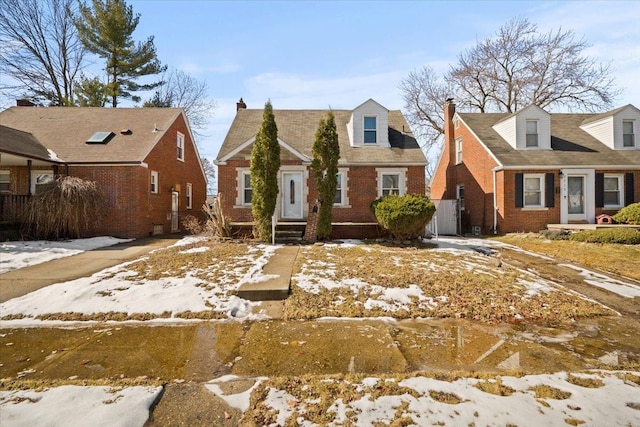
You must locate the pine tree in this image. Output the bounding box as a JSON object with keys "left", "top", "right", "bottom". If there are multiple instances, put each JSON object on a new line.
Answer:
{"left": 250, "top": 101, "right": 280, "bottom": 242}
{"left": 311, "top": 111, "right": 340, "bottom": 239}
{"left": 75, "top": 0, "right": 165, "bottom": 107}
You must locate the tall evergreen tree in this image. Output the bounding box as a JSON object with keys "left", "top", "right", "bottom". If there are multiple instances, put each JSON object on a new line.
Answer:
{"left": 311, "top": 111, "right": 340, "bottom": 239}
{"left": 74, "top": 0, "right": 165, "bottom": 107}
{"left": 250, "top": 101, "right": 280, "bottom": 242}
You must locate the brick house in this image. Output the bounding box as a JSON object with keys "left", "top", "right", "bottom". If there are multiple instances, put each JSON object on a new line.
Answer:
{"left": 431, "top": 101, "right": 640, "bottom": 234}
{"left": 0, "top": 105, "right": 207, "bottom": 238}
{"left": 215, "top": 99, "right": 427, "bottom": 238}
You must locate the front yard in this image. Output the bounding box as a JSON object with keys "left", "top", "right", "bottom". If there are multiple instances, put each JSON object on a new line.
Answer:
{"left": 1, "top": 236, "right": 627, "bottom": 325}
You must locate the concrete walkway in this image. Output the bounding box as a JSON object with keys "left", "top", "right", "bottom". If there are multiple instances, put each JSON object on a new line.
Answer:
{"left": 0, "top": 236, "right": 180, "bottom": 302}
{"left": 237, "top": 245, "right": 299, "bottom": 301}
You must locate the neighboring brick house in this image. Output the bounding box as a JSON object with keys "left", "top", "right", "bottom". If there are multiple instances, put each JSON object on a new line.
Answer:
{"left": 431, "top": 101, "right": 640, "bottom": 234}
{"left": 215, "top": 99, "right": 427, "bottom": 238}
{"left": 0, "top": 105, "right": 207, "bottom": 238}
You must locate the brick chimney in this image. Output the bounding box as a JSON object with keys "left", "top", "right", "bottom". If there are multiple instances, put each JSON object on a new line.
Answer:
{"left": 236, "top": 97, "right": 247, "bottom": 111}
{"left": 17, "top": 99, "right": 36, "bottom": 107}
{"left": 444, "top": 99, "right": 457, "bottom": 199}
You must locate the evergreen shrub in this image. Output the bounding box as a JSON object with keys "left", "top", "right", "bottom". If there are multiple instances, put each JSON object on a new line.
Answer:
{"left": 568, "top": 228, "right": 640, "bottom": 244}
{"left": 370, "top": 194, "right": 436, "bottom": 240}
{"left": 613, "top": 202, "right": 640, "bottom": 225}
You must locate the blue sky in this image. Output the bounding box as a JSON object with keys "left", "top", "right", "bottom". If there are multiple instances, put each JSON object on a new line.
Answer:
{"left": 8, "top": 1, "right": 640, "bottom": 165}
{"left": 125, "top": 0, "right": 639, "bottom": 162}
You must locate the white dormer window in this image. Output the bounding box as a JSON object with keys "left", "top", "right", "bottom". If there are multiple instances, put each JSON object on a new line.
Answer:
{"left": 526, "top": 120, "right": 539, "bottom": 147}
{"left": 364, "top": 116, "right": 377, "bottom": 143}
{"left": 623, "top": 120, "right": 635, "bottom": 147}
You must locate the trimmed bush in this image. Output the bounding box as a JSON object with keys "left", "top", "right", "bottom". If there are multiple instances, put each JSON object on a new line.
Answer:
{"left": 613, "top": 202, "right": 640, "bottom": 225}
{"left": 569, "top": 228, "right": 640, "bottom": 244}
{"left": 370, "top": 194, "right": 436, "bottom": 240}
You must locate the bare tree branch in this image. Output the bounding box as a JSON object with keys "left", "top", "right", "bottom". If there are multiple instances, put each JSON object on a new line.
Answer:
{"left": 0, "top": 0, "right": 85, "bottom": 105}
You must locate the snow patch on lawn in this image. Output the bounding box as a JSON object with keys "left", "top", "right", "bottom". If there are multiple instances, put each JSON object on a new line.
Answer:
{"left": 0, "top": 237, "right": 132, "bottom": 274}
{"left": 258, "top": 371, "right": 640, "bottom": 426}
{"left": 0, "top": 385, "right": 162, "bottom": 427}
{"left": 560, "top": 264, "right": 640, "bottom": 298}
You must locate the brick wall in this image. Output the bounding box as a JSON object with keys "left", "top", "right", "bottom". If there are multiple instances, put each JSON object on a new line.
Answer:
{"left": 67, "top": 114, "right": 207, "bottom": 238}
{"left": 218, "top": 159, "right": 426, "bottom": 236}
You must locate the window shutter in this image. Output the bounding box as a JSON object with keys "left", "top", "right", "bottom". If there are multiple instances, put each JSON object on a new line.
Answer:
{"left": 595, "top": 173, "right": 604, "bottom": 208}
{"left": 515, "top": 173, "right": 523, "bottom": 208}
{"left": 545, "top": 173, "right": 555, "bottom": 207}
{"left": 625, "top": 173, "right": 635, "bottom": 205}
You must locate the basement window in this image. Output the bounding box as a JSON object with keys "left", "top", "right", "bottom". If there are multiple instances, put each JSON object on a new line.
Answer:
{"left": 86, "top": 131, "right": 115, "bottom": 144}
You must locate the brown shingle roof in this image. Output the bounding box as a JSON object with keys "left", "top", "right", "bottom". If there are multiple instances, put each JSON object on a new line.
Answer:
{"left": 0, "top": 125, "right": 59, "bottom": 162}
{"left": 217, "top": 109, "right": 426, "bottom": 165}
{"left": 0, "top": 107, "right": 184, "bottom": 163}
{"left": 458, "top": 112, "right": 640, "bottom": 167}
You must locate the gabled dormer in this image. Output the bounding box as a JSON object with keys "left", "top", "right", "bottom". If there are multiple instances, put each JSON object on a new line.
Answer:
{"left": 580, "top": 104, "right": 640, "bottom": 150}
{"left": 493, "top": 104, "right": 551, "bottom": 150}
{"left": 347, "top": 99, "right": 390, "bottom": 147}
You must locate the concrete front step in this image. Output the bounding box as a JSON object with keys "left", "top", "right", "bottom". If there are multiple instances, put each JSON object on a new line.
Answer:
{"left": 274, "top": 229, "right": 303, "bottom": 244}
{"left": 237, "top": 245, "right": 299, "bottom": 301}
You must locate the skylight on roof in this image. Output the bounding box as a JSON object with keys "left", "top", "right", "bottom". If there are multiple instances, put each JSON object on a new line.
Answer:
{"left": 86, "top": 131, "right": 115, "bottom": 144}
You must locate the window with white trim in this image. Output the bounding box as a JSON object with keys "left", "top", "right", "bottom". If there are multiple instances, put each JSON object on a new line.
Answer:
{"left": 623, "top": 120, "right": 635, "bottom": 148}
{"left": 363, "top": 116, "right": 377, "bottom": 143}
{"left": 31, "top": 170, "right": 54, "bottom": 194}
{"left": 604, "top": 175, "right": 623, "bottom": 207}
{"left": 186, "top": 183, "right": 193, "bottom": 209}
{"left": 242, "top": 171, "right": 252, "bottom": 205}
{"left": 0, "top": 170, "right": 10, "bottom": 192}
{"left": 150, "top": 171, "right": 159, "bottom": 193}
{"left": 523, "top": 174, "right": 544, "bottom": 207}
{"left": 526, "top": 120, "right": 539, "bottom": 147}
{"left": 334, "top": 173, "right": 344, "bottom": 205}
{"left": 455, "top": 137, "right": 463, "bottom": 164}
{"left": 456, "top": 184, "right": 465, "bottom": 210}
{"left": 177, "top": 132, "right": 185, "bottom": 161}
{"left": 381, "top": 174, "right": 400, "bottom": 196}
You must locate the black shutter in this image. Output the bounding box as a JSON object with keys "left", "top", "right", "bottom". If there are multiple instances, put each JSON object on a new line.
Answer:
{"left": 595, "top": 173, "right": 604, "bottom": 208}
{"left": 515, "top": 173, "right": 523, "bottom": 208}
{"left": 545, "top": 173, "right": 555, "bottom": 207}
{"left": 625, "top": 173, "right": 635, "bottom": 205}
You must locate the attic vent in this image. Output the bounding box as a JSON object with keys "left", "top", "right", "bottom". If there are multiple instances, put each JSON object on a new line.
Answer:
{"left": 86, "top": 131, "right": 115, "bottom": 144}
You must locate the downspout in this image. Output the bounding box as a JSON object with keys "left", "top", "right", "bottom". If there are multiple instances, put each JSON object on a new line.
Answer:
{"left": 492, "top": 166, "right": 500, "bottom": 234}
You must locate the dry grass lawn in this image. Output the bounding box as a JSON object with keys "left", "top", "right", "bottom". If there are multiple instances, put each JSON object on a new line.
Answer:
{"left": 493, "top": 234, "right": 640, "bottom": 281}
{"left": 284, "top": 243, "right": 612, "bottom": 324}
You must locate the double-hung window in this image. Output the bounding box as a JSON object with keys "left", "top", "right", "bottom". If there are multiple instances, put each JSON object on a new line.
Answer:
{"left": 523, "top": 174, "right": 544, "bottom": 207}
{"left": 186, "top": 183, "right": 193, "bottom": 209}
{"left": 623, "top": 120, "right": 635, "bottom": 148}
{"left": 526, "top": 120, "right": 539, "bottom": 147}
{"left": 0, "top": 170, "right": 10, "bottom": 192}
{"left": 177, "top": 132, "right": 185, "bottom": 161}
{"left": 455, "top": 137, "right": 463, "bottom": 164}
{"left": 150, "top": 171, "right": 159, "bottom": 194}
{"left": 381, "top": 174, "right": 400, "bottom": 196}
{"left": 364, "top": 116, "right": 377, "bottom": 143}
{"left": 334, "top": 173, "right": 343, "bottom": 205}
{"left": 603, "top": 175, "right": 623, "bottom": 207}
{"left": 242, "top": 172, "right": 252, "bottom": 205}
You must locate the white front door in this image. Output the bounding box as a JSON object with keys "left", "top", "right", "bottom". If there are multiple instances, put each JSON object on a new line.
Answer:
{"left": 281, "top": 172, "right": 303, "bottom": 219}
{"left": 566, "top": 175, "right": 586, "bottom": 222}
{"left": 171, "top": 191, "right": 179, "bottom": 232}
